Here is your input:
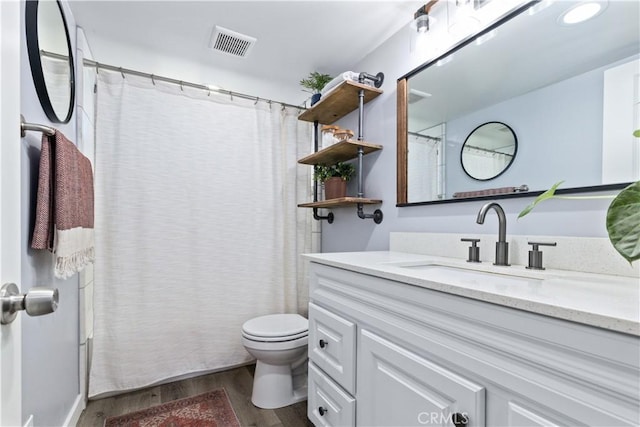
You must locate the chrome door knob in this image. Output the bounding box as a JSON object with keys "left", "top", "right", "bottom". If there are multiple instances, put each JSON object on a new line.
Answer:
{"left": 1, "top": 283, "right": 59, "bottom": 324}
{"left": 24, "top": 287, "right": 58, "bottom": 316}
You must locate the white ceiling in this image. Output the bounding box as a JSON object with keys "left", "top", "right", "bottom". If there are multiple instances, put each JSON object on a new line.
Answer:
{"left": 69, "top": 1, "right": 424, "bottom": 102}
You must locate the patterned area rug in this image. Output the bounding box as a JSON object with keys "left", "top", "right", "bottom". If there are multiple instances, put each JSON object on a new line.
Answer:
{"left": 104, "top": 389, "right": 241, "bottom": 427}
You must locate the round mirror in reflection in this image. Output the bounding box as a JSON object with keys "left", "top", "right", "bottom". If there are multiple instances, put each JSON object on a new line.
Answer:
{"left": 461, "top": 122, "right": 517, "bottom": 181}
{"left": 26, "top": 0, "right": 75, "bottom": 124}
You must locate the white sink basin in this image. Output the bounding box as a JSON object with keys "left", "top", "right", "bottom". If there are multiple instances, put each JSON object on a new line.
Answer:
{"left": 392, "top": 262, "right": 544, "bottom": 287}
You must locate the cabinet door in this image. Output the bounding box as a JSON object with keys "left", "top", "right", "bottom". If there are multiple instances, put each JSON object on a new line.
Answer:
{"left": 309, "top": 362, "right": 356, "bottom": 427}
{"left": 357, "top": 329, "right": 485, "bottom": 427}
{"left": 309, "top": 302, "right": 357, "bottom": 394}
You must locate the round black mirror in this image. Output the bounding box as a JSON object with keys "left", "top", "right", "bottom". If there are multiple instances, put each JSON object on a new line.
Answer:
{"left": 25, "top": 0, "right": 75, "bottom": 124}
{"left": 461, "top": 122, "right": 517, "bottom": 181}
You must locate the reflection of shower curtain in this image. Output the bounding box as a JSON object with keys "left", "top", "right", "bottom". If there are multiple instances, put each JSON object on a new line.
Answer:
{"left": 89, "top": 70, "right": 315, "bottom": 398}
{"left": 408, "top": 134, "right": 441, "bottom": 201}
{"left": 40, "top": 55, "right": 70, "bottom": 114}
{"left": 463, "top": 148, "right": 511, "bottom": 178}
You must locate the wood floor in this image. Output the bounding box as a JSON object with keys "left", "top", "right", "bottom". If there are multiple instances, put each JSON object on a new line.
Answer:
{"left": 77, "top": 365, "right": 313, "bottom": 427}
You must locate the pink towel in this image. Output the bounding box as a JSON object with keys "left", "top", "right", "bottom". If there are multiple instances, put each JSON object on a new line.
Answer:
{"left": 453, "top": 187, "right": 517, "bottom": 199}
{"left": 32, "top": 131, "right": 94, "bottom": 279}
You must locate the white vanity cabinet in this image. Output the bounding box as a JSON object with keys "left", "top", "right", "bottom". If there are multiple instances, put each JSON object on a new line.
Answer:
{"left": 307, "top": 262, "right": 640, "bottom": 427}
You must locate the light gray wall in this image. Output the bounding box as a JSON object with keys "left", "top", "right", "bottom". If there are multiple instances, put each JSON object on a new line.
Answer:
{"left": 322, "top": 25, "right": 615, "bottom": 253}
{"left": 20, "top": 1, "right": 80, "bottom": 425}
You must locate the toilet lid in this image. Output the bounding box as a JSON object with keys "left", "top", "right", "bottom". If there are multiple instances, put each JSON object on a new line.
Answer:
{"left": 242, "top": 314, "right": 308, "bottom": 338}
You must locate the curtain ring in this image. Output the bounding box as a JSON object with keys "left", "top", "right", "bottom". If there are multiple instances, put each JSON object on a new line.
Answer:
{"left": 230, "top": 93, "right": 234, "bottom": 101}
{"left": 95, "top": 62, "right": 99, "bottom": 74}
{"left": 281, "top": 104, "right": 286, "bottom": 112}
{"left": 254, "top": 97, "right": 259, "bottom": 106}
{"left": 268, "top": 100, "right": 272, "bottom": 110}
{"left": 119, "top": 67, "right": 125, "bottom": 79}
{"left": 179, "top": 81, "right": 184, "bottom": 91}
{"left": 207, "top": 88, "right": 211, "bottom": 96}
{"left": 150, "top": 74, "right": 156, "bottom": 86}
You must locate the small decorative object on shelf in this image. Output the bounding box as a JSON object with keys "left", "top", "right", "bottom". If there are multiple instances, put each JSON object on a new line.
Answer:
{"left": 321, "top": 125, "right": 339, "bottom": 148}
{"left": 334, "top": 129, "right": 354, "bottom": 142}
{"left": 299, "top": 71, "right": 333, "bottom": 106}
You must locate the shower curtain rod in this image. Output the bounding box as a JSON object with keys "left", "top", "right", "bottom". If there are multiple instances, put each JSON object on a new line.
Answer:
{"left": 82, "top": 58, "right": 307, "bottom": 111}
{"left": 408, "top": 131, "right": 441, "bottom": 141}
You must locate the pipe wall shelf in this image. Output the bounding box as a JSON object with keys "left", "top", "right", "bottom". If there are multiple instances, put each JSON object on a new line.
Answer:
{"left": 297, "top": 72, "right": 385, "bottom": 224}
{"left": 298, "top": 197, "right": 382, "bottom": 209}
{"left": 298, "top": 81, "right": 383, "bottom": 124}
{"left": 298, "top": 140, "right": 382, "bottom": 165}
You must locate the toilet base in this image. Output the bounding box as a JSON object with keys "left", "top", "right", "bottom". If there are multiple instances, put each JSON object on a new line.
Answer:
{"left": 251, "top": 360, "right": 308, "bottom": 409}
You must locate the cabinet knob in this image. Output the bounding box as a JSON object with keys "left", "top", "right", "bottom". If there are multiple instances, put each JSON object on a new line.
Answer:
{"left": 318, "top": 406, "right": 327, "bottom": 416}
{"left": 452, "top": 412, "right": 469, "bottom": 427}
{"left": 319, "top": 339, "right": 328, "bottom": 349}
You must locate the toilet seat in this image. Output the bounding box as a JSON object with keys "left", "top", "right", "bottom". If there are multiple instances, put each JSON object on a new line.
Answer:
{"left": 242, "top": 314, "right": 308, "bottom": 342}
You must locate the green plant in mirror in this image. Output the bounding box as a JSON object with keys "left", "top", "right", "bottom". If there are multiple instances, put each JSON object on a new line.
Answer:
{"left": 518, "top": 181, "right": 640, "bottom": 263}
{"left": 314, "top": 162, "right": 355, "bottom": 182}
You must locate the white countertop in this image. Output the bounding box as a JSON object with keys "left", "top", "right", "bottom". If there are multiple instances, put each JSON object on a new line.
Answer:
{"left": 303, "top": 251, "right": 640, "bottom": 336}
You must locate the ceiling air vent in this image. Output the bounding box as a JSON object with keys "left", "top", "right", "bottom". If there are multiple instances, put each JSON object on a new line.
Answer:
{"left": 209, "top": 26, "right": 256, "bottom": 58}
{"left": 408, "top": 89, "right": 432, "bottom": 104}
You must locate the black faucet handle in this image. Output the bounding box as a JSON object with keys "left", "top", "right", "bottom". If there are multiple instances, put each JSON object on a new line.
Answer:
{"left": 461, "top": 238, "right": 481, "bottom": 263}
{"left": 526, "top": 241, "right": 557, "bottom": 270}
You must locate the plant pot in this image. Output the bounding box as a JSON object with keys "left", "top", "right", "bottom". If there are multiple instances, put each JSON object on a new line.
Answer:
{"left": 324, "top": 177, "right": 347, "bottom": 200}
{"left": 311, "top": 93, "right": 321, "bottom": 106}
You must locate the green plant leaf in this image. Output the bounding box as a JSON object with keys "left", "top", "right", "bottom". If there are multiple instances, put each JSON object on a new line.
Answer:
{"left": 606, "top": 181, "right": 640, "bottom": 263}
{"left": 518, "top": 181, "right": 565, "bottom": 218}
{"left": 633, "top": 129, "right": 640, "bottom": 138}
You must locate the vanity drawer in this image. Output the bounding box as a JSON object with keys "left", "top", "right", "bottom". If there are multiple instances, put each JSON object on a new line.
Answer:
{"left": 309, "top": 302, "right": 357, "bottom": 394}
{"left": 308, "top": 362, "right": 356, "bottom": 427}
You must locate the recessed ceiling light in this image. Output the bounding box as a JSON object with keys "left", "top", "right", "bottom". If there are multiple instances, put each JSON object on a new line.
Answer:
{"left": 559, "top": 1, "right": 607, "bottom": 25}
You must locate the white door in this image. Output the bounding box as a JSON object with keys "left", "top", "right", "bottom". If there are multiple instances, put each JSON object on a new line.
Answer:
{"left": 0, "top": 1, "right": 23, "bottom": 426}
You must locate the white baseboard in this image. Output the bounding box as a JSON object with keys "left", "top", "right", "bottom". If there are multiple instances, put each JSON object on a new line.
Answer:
{"left": 63, "top": 394, "right": 84, "bottom": 427}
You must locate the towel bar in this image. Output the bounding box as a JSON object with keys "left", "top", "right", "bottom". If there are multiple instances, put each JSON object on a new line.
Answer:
{"left": 20, "top": 114, "right": 55, "bottom": 138}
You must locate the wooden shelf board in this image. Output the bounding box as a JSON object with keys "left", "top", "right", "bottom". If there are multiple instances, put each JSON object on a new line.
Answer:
{"left": 298, "top": 140, "right": 383, "bottom": 165}
{"left": 298, "top": 81, "right": 383, "bottom": 124}
{"left": 298, "top": 197, "right": 382, "bottom": 208}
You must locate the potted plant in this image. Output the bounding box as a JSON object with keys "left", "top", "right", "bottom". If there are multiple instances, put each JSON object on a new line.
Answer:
{"left": 314, "top": 162, "right": 356, "bottom": 200}
{"left": 300, "top": 72, "right": 333, "bottom": 106}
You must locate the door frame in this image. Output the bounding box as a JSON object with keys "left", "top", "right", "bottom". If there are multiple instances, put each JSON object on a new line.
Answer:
{"left": 0, "top": 1, "right": 24, "bottom": 426}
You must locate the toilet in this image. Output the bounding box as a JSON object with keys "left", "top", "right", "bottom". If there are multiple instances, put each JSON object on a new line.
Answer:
{"left": 241, "top": 313, "right": 308, "bottom": 409}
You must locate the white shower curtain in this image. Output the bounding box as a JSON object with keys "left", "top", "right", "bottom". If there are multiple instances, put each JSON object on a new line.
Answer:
{"left": 89, "top": 70, "right": 314, "bottom": 398}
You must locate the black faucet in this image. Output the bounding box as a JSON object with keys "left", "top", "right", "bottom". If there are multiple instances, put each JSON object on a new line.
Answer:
{"left": 476, "top": 202, "right": 510, "bottom": 266}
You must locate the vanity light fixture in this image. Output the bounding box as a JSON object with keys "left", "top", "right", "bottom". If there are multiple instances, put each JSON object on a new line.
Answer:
{"left": 448, "top": 0, "right": 481, "bottom": 37}
{"left": 559, "top": 1, "right": 607, "bottom": 25}
{"left": 411, "top": 0, "right": 439, "bottom": 34}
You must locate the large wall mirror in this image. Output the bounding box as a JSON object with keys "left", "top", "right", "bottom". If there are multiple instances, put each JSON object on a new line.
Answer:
{"left": 26, "top": 0, "right": 75, "bottom": 124}
{"left": 397, "top": 0, "right": 640, "bottom": 205}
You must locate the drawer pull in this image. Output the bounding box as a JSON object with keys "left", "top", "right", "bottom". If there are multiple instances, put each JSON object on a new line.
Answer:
{"left": 319, "top": 339, "right": 328, "bottom": 348}
{"left": 452, "top": 412, "right": 469, "bottom": 427}
{"left": 318, "top": 406, "right": 328, "bottom": 416}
